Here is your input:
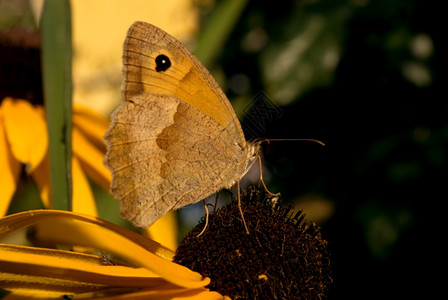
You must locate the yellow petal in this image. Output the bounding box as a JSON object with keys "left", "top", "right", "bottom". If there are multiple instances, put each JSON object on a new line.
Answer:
{"left": 0, "top": 210, "right": 208, "bottom": 288}
{"left": 31, "top": 144, "right": 103, "bottom": 213}
{"left": 144, "top": 211, "right": 178, "bottom": 251}
{"left": 1, "top": 246, "right": 111, "bottom": 297}
{"left": 30, "top": 154, "right": 51, "bottom": 208}
{"left": 72, "top": 156, "right": 98, "bottom": 216}
{"left": 0, "top": 210, "right": 173, "bottom": 259}
{"left": 94, "top": 287, "right": 230, "bottom": 300}
{"left": 34, "top": 218, "right": 203, "bottom": 287}
{"left": 1, "top": 98, "right": 48, "bottom": 173}
{"left": 73, "top": 104, "right": 109, "bottom": 152}
{"left": 1, "top": 244, "right": 161, "bottom": 283}
{"left": 0, "top": 244, "right": 179, "bottom": 298}
{"left": 73, "top": 126, "right": 111, "bottom": 191}
{"left": 1, "top": 243, "right": 225, "bottom": 299}
{"left": 0, "top": 108, "right": 21, "bottom": 216}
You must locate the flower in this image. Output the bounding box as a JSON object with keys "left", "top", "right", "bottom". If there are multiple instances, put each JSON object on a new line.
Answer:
{"left": 0, "top": 97, "right": 111, "bottom": 217}
{"left": 0, "top": 25, "right": 111, "bottom": 217}
{"left": 0, "top": 209, "right": 228, "bottom": 299}
{"left": 0, "top": 26, "right": 177, "bottom": 249}
{"left": 174, "top": 185, "right": 332, "bottom": 299}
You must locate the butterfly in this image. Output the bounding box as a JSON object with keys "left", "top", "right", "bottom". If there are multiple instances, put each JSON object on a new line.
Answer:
{"left": 104, "top": 21, "right": 260, "bottom": 229}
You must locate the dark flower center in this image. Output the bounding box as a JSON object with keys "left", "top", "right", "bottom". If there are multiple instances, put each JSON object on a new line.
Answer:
{"left": 0, "top": 28, "right": 43, "bottom": 105}
{"left": 174, "top": 185, "right": 332, "bottom": 299}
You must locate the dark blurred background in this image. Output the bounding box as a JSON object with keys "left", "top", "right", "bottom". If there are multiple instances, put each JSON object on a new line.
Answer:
{"left": 204, "top": 0, "right": 444, "bottom": 298}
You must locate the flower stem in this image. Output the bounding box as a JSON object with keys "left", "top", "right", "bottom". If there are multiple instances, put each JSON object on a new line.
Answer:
{"left": 41, "top": 0, "right": 73, "bottom": 210}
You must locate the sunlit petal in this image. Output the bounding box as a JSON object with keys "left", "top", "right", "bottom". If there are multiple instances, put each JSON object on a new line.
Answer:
{"left": 73, "top": 104, "right": 109, "bottom": 152}
{"left": 94, "top": 287, "right": 230, "bottom": 300}
{"left": 72, "top": 156, "right": 98, "bottom": 216}
{"left": 0, "top": 244, "right": 178, "bottom": 298}
{"left": 1, "top": 244, "right": 162, "bottom": 283}
{"left": 1, "top": 98, "right": 48, "bottom": 173}
{"left": 1, "top": 245, "right": 117, "bottom": 297}
{"left": 0, "top": 210, "right": 172, "bottom": 260}
{"left": 73, "top": 126, "right": 111, "bottom": 191}
{"left": 0, "top": 210, "right": 208, "bottom": 288}
{"left": 1, "top": 243, "right": 226, "bottom": 299}
{"left": 0, "top": 109, "right": 21, "bottom": 217}
{"left": 144, "top": 211, "right": 178, "bottom": 251}
{"left": 30, "top": 154, "right": 51, "bottom": 208}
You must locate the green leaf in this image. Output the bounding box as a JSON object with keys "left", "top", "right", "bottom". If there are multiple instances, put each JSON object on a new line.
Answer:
{"left": 41, "top": 0, "right": 73, "bottom": 210}
{"left": 194, "top": 0, "right": 249, "bottom": 68}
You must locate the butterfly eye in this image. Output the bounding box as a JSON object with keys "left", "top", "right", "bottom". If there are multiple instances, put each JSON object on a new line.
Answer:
{"left": 155, "top": 54, "right": 171, "bottom": 72}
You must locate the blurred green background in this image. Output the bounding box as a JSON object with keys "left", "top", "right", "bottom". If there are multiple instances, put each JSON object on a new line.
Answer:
{"left": 1, "top": 0, "right": 444, "bottom": 298}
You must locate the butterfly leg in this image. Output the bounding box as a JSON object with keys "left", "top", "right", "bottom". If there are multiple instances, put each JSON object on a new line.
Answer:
{"left": 257, "top": 155, "right": 280, "bottom": 198}
{"left": 237, "top": 181, "right": 250, "bottom": 235}
{"left": 197, "top": 200, "right": 210, "bottom": 237}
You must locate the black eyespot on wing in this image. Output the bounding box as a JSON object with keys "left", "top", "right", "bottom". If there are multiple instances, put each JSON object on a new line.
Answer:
{"left": 155, "top": 54, "right": 171, "bottom": 72}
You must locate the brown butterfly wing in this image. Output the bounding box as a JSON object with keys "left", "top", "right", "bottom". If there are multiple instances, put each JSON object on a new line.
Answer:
{"left": 122, "top": 21, "right": 243, "bottom": 134}
{"left": 105, "top": 94, "right": 256, "bottom": 227}
{"left": 104, "top": 22, "right": 258, "bottom": 228}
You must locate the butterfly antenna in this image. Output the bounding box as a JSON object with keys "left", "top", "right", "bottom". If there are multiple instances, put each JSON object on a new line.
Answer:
{"left": 258, "top": 138, "right": 325, "bottom": 146}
